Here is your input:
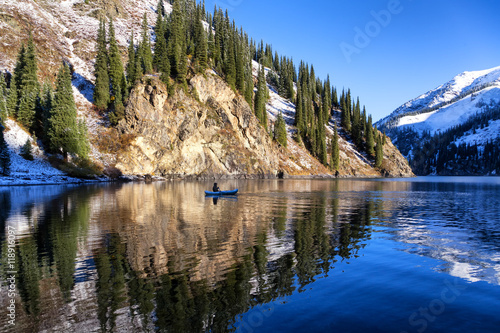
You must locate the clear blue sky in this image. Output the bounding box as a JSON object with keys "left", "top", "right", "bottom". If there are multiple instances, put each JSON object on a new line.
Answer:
{"left": 205, "top": 0, "right": 500, "bottom": 121}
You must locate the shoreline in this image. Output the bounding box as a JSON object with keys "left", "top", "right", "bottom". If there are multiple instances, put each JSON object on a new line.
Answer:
{"left": 0, "top": 172, "right": 417, "bottom": 187}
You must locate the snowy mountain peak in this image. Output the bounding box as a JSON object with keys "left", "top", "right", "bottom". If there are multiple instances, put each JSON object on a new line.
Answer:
{"left": 378, "top": 65, "right": 500, "bottom": 130}
{"left": 376, "top": 65, "right": 500, "bottom": 175}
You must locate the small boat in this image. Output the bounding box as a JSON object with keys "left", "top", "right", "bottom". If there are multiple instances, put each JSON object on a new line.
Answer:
{"left": 205, "top": 189, "right": 238, "bottom": 196}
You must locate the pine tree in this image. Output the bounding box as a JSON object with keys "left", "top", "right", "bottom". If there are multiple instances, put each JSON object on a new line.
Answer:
{"left": 361, "top": 106, "right": 367, "bottom": 138}
{"left": 346, "top": 88, "right": 352, "bottom": 116}
{"left": 177, "top": 48, "right": 188, "bottom": 86}
{"left": 375, "top": 134, "right": 383, "bottom": 168}
{"left": 194, "top": 7, "right": 208, "bottom": 73}
{"left": 108, "top": 18, "right": 127, "bottom": 106}
{"left": 254, "top": 61, "right": 267, "bottom": 128}
{"left": 0, "top": 123, "right": 10, "bottom": 176}
{"left": 140, "top": 13, "right": 153, "bottom": 74}
{"left": 6, "top": 76, "right": 18, "bottom": 117}
{"left": 207, "top": 28, "right": 216, "bottom": 63}
{"left": 352, "top": 97, "right": 361, "bottom": 146}
{"left": 317, "top": 110, "right": 327, "bottom": 165}
{"left": 331, "top": 123, "right": 340, "bottom": 171}
{"left": 49, "top": 63, "right": 88, "bottom": 159}
{"left": 34, "top": 82, "right": 52, "bottom": 146}
{"left": 244, "top": 62, "right": 253, "bottom": 108}
{"left": 20, "top": 138, "right": 34, "bottom": 160}
{"left": 154, "top": 0, "right": 165, "bottom": 38}
{"left": 153, "top": 19, "right": 170, "bottom": 83}
{"left": 8, "top": 44, "right": 26, "bottom": 116}
{"left": 134, "top": 46, "right": 144, "bottom": 82}
{"left": 93, "top": 19, "right": 110, "bottom": 110}
{"left": 109, "top": 87, "right": 124, "bottom": 126}
{"left": 168, "top": 0, "right": 185, "bottom": 81}
{"left": 224, "top": 30, "right": 236, "bottom": 89}
{"left": 0, "top": 72, "right": 8, "bottom": 123}
{"left": 15, "top": 33, "right": 39, "bottom": 129}
{"left": 342, "top": 105, "right": 351, "bottom": 132}
{"left": 17, "top": 91, "right": 36, "bottom": 129}
{"left": 274, "top": 111, "right": 287, "bottom": 148}
{"left": 77, "top": 119, "right": 90, "bottom": 159}
{"left": 235, "top": 37, "right": 245, "bottom": 93}
{"left": 322, "top": 76, "right": 331, "bottom": 123}
{"left": 108, "top": 20, "right": 127, "bottom": 100}
{"left": 332, "top": 87, "right": 338, "bottom": 108}
{"left": 365, "top": 115, "right": 375, "bottom": 156}
{"left": 294, "top": 85, "right": 304, "bottom": 133}
{"left": 126, "top": 31, "right": 137, "bottom": 86}
{"left": 21, "top": 33, "right": 39, "bottom": 95}
{"left": 12, "top": 44, "right": 26, "bottom": 92}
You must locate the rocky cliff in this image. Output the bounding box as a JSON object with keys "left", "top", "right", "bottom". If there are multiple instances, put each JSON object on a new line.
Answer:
{"left": 116, "top": 73, "right": 285, "bottom": 178}
{"left": 114, "top": 72, "right": 413, "bottom": 178}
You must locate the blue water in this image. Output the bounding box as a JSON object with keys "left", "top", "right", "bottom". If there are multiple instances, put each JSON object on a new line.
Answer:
{"left": 0, "top": 177, "right": 499, "bottom": 332}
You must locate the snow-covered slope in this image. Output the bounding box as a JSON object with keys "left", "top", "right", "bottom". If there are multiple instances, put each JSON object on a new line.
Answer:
{"left": 395, "top": 86, "right": 500, "bottom": 136}
{"left": 376, "top": 65, "right": 500, "bottom": 175}
{"left": 377, "top": 66, "right": 500, "bottom": 132}
{"left": 0, "top": 119, "right": 90, "bottom": 185}
{"left": 377, "top": 67, "right": 500, "bottom": 131}
{"left": 377, "top": 66, "right": 500, "bottom": 141}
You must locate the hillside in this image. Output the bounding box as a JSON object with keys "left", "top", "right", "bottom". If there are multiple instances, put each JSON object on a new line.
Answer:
{"left": 0, "top": 0, "right": 413, "bottom": 181}
{"left": 377, "top": 66, "right": 500, "bottom": 175}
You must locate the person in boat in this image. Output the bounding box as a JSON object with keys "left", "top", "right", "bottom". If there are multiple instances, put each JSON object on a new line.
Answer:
{"left": 212, "top": 183, "right": 220, "bottom": 192}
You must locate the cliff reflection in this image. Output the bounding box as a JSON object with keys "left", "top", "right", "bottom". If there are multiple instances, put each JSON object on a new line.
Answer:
{"left": 89, "top": 182, "right": 379, "bottom": 332}
{"left": 0, "top": 181, "right": 384, "bottom": 332}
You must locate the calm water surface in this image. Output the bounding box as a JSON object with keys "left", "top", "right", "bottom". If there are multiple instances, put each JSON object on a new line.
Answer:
{"left": 0, "top": 177, "right": 499, "bottom": 332}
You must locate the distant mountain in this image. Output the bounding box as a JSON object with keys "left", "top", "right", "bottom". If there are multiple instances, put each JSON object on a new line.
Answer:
{"left": 377, "top": 66, "right": 500, "bottom": 175}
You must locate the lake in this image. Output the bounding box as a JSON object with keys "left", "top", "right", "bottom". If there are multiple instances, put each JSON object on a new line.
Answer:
{"left": 1, "top": 177, "right": 499, "bottom": 332}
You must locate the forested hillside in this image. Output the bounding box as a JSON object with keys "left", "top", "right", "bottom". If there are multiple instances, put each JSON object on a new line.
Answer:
{"left": 0, "top": 0, "right": 413, "bottom": 181}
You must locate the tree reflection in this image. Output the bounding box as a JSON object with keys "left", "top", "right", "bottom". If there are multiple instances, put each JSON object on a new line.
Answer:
{"left": 335, "top": 199, "right": 373, "bottom": 262}
{"left": 0, "top": 186, "right": 93, "bottom": 331}
{"left": 51, "top": 194, "right": 91, "bottom": 301}
{"left": 94, "top": 234, "right": 129, "bottom": 332}
{"left": 17, "top": 235, "right": 40, "bottom": 316}
{"left": 0, "top": 182, "right": 381, "bottom": 332}
{"left": 87, "top": 191, "right": 378, "bottom": 332}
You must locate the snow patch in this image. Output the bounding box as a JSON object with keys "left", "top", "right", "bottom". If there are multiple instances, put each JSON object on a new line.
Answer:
{"left": 392, "top": 86, "right": 500, "bottom": 136}
{"left": 0, "top": 119, "right": 95, "bottom": 186}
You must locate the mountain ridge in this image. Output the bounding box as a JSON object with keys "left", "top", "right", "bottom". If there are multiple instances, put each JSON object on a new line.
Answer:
{"left": 377, "top": 65, "right": 500, "bottom": 175}
{"left": 378, "top": 65, "right": 500, "bottom": 131}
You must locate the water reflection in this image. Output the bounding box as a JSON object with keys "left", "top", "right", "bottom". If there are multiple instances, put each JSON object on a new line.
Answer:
{"left": 0, "top": 179, "right": 499, "bottom": 332}
{"left": 374, "top": 179, "right": 500, "bottom": 284}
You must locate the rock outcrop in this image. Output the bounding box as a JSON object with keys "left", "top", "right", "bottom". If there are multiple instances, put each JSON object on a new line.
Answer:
{"left": 116, "top": 73, "right": 286, "bottom": 178}
{"left": 115, "top": 73, "right": 414, "bottom": 178}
